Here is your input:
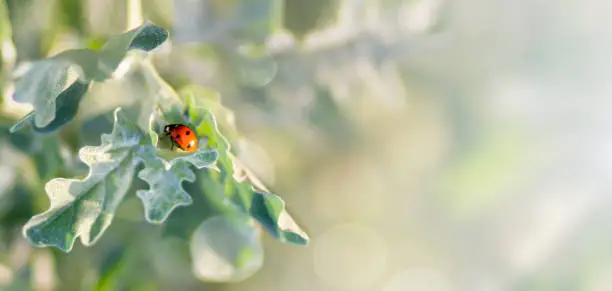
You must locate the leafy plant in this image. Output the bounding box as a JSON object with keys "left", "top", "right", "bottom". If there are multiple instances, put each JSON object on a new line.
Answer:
{"left": 7, "top": 21, "right": 308, "bottom": 281}
{"left": 10, "top": 22, "right": 168, "bottom": 133}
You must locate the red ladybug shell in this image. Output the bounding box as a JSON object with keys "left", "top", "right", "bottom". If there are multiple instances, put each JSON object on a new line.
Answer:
{"left": 164, "top": 124, "right": 198, "bottom": 152}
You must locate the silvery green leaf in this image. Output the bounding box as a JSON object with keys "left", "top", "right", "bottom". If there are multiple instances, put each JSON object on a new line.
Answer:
{"left": 228, "top": 181, "right": 309, "bottom": 246}
{"left": 22, "top": 108, "right": 142, "bottom": 252}
{"left": 51, "top": 21, "right": 168, "bottom": 82}
{"left": 181, "top": 90, "right": 309, "bottom": 245}
{"left": 248, "top": 191, "right": 309, "bottom": 245}
{"left": 136, "top": 146, "right": 218, "bottom": 224}
{"left": 10, "top": 80, "right": 91, "bottom": 134}
{"left": 11, "top": 60, "right": 72, "bottom": 128}
{"left": 10, "top": 22, "right": 168, "bottom": 131}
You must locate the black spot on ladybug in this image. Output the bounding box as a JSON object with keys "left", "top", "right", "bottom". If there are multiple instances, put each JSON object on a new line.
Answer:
{"left": 187, "top": 144, "right": 191, "bottom": 148}
{"left": 186, "top": 131, "right": 190, "bottom": 135}
{"left": 175, "top": 134, "right": 180, "bottom": 139}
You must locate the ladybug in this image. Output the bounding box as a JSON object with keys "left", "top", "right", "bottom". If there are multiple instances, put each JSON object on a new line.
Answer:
{"left": 163, "top": 124, "right": 198, "bottom": 152}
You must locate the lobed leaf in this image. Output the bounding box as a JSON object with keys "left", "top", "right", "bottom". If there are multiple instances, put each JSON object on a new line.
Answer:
{"left": 177, "top": 86, "right": 241, "bottom": 144}
{"left": 11, "top": 60, "right": 73, "bottom": 128}
{"left": 225, "top": 179, "right": 308, "bottom": 245}
{"left": 18, "top": 80, "right": 309, "bottom": 255}
{"left": 245, "top": 190, "right": 308, "bottom": 245}
{"left": 10, "top": 80, "right": 91, "bottom": 133}
{"left": 180, "top": 89, "right": 309, "bottom": 245}
{"left": 23, "top": 108, "right": 142, "bottom": 252}
{"left": 52, "top": 21, "right": 168, "bottom": 82}
{"left": 136, "top": 146, "right": 218, "bottom": 224}
{"left": 22, "top": 106, "right": 221, "bottom": 252}
{"left": 10, "top": 22, "right": 168, "bottom": 132}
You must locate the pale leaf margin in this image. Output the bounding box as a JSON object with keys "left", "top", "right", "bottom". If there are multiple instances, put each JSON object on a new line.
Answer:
{"left": 22, "top": 108, "right": 142, "bottom": 252}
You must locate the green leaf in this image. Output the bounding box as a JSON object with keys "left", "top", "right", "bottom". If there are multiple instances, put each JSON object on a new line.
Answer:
{"left": 17, "top": 92, "right": 228, "bottom": 253}
{"left": 10, "top": 80, "right": 91, "bottom": 133}
{"left": 10, "top": 22, "right": 168, "bottom": 131}
{"left": 52, "top": 21, "right": 168, "bottom": 82}
{"left": 7, "top": 112, "right": 32, "bottom": 134}
{"left": 32, "top": 81, "right": 91, "bottom": 133}
{"left": 21, "top": 105, "right": 220, "bottom": 252}
{"left": 222, "top": 179, "right": 308, "bottom": 246}
{"left": 11, "top": 60, "right": 73, "bottom": 128}
{"left": 190, "top": 214, "right": 263, "bottom": 282}
{"left": 22, "top": 108, "right": 143, "bottom": 252}
{"left": 177, "top": 150, "right": 220, "bottom": 169}
{"left": 177, "top": 86, "right": 241, "bottom": 144}
{"left": 180, "top": 89, "right": 309, "bottom": 245}
{"left": 136, "top": 146, "right": 218, "bottom": 224}
{"left": 128, "top": 23, "right": 170, "bottom": 51}
{"left": 245, "top": 190, "right": 308, "bottom": 245}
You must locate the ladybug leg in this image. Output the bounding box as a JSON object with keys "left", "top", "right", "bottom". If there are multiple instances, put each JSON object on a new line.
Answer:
{"left": 163, "top": 126, "right": 174, "bottom": 151}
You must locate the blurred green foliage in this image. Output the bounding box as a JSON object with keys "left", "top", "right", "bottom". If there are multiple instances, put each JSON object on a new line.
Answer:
{"left": 283, "top": 0, "right": 339, "bottom": 40}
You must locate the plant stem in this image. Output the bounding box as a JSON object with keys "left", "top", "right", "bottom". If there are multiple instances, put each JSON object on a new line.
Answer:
{"left": 0, "top": 0, "right": 16, "bottom": 106}
{"left": 126, "top": 0, "right": 143, "bottom": 30}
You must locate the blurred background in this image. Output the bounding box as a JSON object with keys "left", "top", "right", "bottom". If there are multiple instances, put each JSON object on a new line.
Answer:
{"left": 2, "top": 0, "right": 612, "bottom": 290}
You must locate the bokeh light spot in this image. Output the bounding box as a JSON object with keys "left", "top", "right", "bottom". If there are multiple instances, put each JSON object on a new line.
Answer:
{"left": 382, "top": 268, "right": 452, "bottom": 291}
{"left": 313, "top": 223, "right": 387, "bottom": 290}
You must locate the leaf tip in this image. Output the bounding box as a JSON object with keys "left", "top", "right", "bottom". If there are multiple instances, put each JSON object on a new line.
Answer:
{"left": 137, "top": 189, "right": 194, "bottom": 225}
{"left": 9, "top": 112, "right": 34, "bottom": 133}
{"left": 22, "top": 221, "right": 75, "bottom": 253}
{"left": 284, "top": 231, "right": 309, "bottom": 246}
